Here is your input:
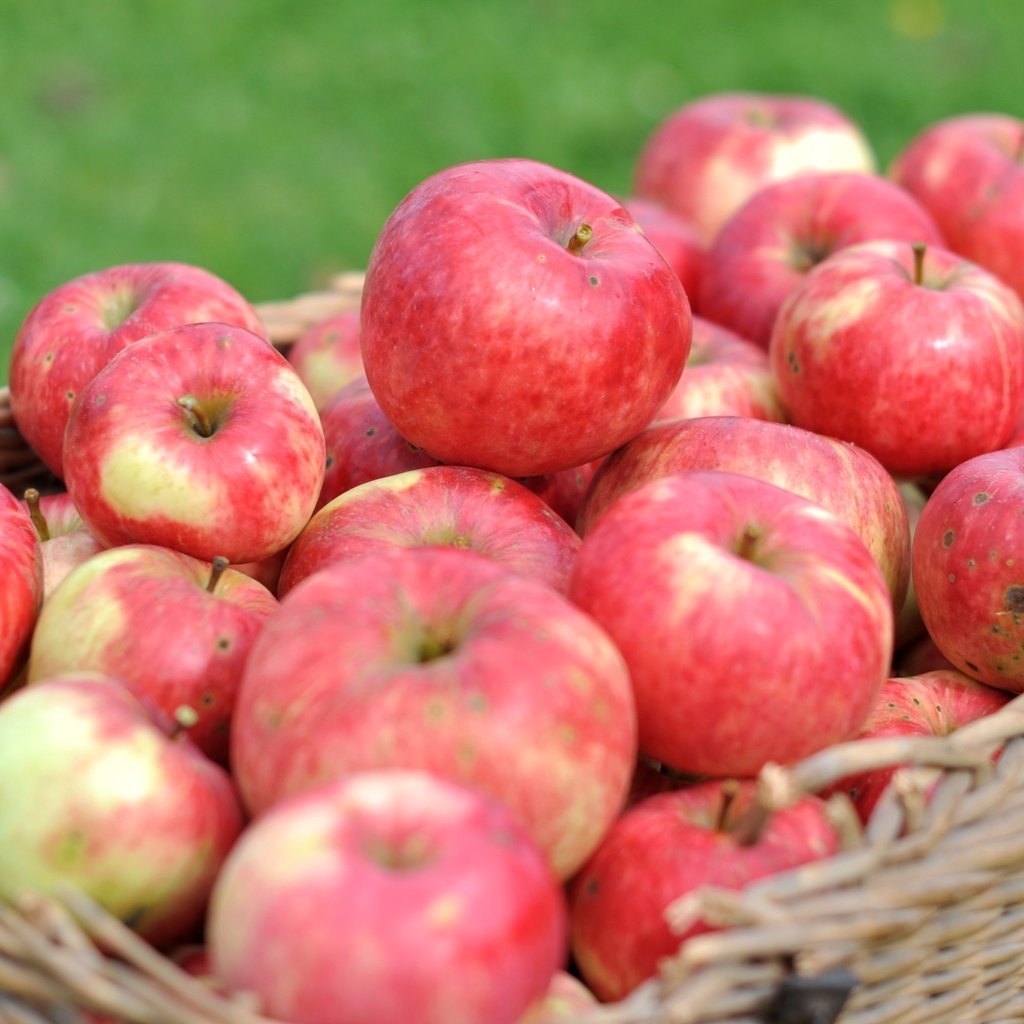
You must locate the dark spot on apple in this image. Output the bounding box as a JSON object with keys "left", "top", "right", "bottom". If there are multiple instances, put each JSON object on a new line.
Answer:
{"left": 94, "top": 394, "right": 106, "bottom": 406}
{"left": 967, "top": 559, "right": 976, "bottom": 569}
{"left": 886, "top": 701, "right": 897, "bottom": 708}
{"left": 948, "top": 573, "right": 956, "bottom": 583}
{"left": 974, "top": 492, "right": 991, "bottom": 505}
{"left": 935, "top": 704, "right": 942, "bottom": 713}
{"left": 912, "top": 696, "right": 921, "bottom": 706}
{"left": 585, "top": 877, "right": 600, "bottom": 896}
{"left": 44, "top": 352, "right": 53, "bottom": 364}
{"left": 201, "top": 692, "right": 215, "bottom": 707}
{"left": 1005, "top": 585, "right": 1024, "bottom": 615}
{"left": 942, "top": 529, "right": 955, "bottom": 548}
{"left": 66, "top": 390, "right": 75, "bottom": 401}
{"left": 965, "top": 660, "right": 980, "bottom": 673}
{"left": 588, "top": 275, "right": 600, "bottom": 287}
{"left": 217, "top": 636, "right": 231, "bottom": 651}
{"left": 325, "top": 454, "right": 334, "bottom": 469}
{"left": 366, "top": 426, "right": 376, "bottom": 437}
{"left": 787, "top": 351, "right": 800, "bottom": 374}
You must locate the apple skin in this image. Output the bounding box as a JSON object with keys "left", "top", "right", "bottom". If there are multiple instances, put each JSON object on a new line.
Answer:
{"left": 577, "top": 416, "right": 910, "bottom": 613}
{"left": 231, "top": 546, "right": 637, "bottom": 880}
{"left": 568, "top": 778, "right": 840, "bottom": 1002}
{"left": 769, "top": 239, "right": 1024, "bottom": 478}
{"left": 27, "top": 543, "right": 278, "bottom": 763}
{"left": 20, "top": 489, "right": 104, "bottom": 601}
{"left": 62, "top": 321, "right": 326, "bottom": 565}
{"left": 698, "top": 171, "right": 944, "bottom": 349}
{"left": 0, "top": 673, "right": 243, "bottom": 948}
{"left": 286, "top": 308, "right": 364, "bottom": 411}
{"left": 569, "top": 470, "right": 893, "bottom": 776}
{"left": 632, "top": 91, "right": 875, "bottom": 243}
{"left": 912, "top": 445, "right": 1024, "bottom": 691}
{"left": 278, "top": 465, "right": 582, "bottom": 598}
{"left": 0, "top": 482, "right": 42, "bottom": 687}
{"left": 8, "top": 262, "right": 267, "bottom": 479}
{"left": 653, "top": 317, "right": 785, "bottom": 424}
{"left": 823, "top": 670, "right": 1011, "bottom": 823}
{"left": 890, "top": 113, "right": 1024, "bottom": 304}
{"left": 621, "top": 196, "right": 706, "bottom": 302}
{"left": 208, "top": 770, "right": 568, "bottom": 1024}
{"left": 360, "top": 157, "right": 692, "bottom": 477}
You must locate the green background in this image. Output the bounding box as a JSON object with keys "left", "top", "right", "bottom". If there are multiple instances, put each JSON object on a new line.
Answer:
{"left": 1, "top": 0, "right": 1021, "bottom": 382}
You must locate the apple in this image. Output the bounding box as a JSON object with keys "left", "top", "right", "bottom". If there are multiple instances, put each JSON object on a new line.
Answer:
{"left": 517, "top": 970, "right": 597, "bottom": 1022}
{"left": 568, "top": 778, "right": 840, "bottom": 1002}
{"left": 632, "top": 91, "right": 876, "bottom": 243}
{"left": 698, "top": 170, "right": 944, "bottom": 348}
{"left": 770, "top": 239, "right": 1024, "bottom": 477}
{"left": 0, "top": 482, "right": 42, "bottom": 688}
{"left": 621, "top": 196, "right": 706, "bottom": 302}
{"left": 231, "top": 546, "right": 637, "bottom": 880}
{"left": 8, "top": 261, "right": 267, "bottom": 479}
{"left": 577, "top": 415, "right": 910, "bottom": 613}
{"left": 360, "top": 157, "right": 692, "bottom": 477}
{"left": 0, "top": 673, "right": 243, "bottom": 947}
{"left": 208, "top": 770, "right": 568, "bottom": 1024}
{"left": 890, "top": 113, "right": 1024, "bottom": 303}
{"left": 20, "top": 488, "right": 103, "bottom": 600}
{"left": 278, "top": 464, "right": 582, "bottom": 598}
{"left": 27, "top": 543, "right": 278, "bottom": 763}
{"left": 893, "top": 633, "right": 958, "bottom": 677}
{"left": 912, "top": 444, "right": 1024, "bottom": 691}
{"left": 286, "top": 308, "right": 365, "bottom": 411}
{"left": 652, "top": 317, "right": 785, "bottom": 424}
{"left": 568, "top": 469, "right": 893, "bottom": 777}
{"left": 62, "top": 321, "right": 326, "bottom": 565}
{"left": 823, "top": 670, "right": 1011, "bottom": 823}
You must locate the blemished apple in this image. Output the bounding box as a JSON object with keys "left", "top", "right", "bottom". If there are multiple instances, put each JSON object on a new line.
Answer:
{"left": 286, "top": 308, "right": 365, "bottom": 411}
{"left": 770, "top": 239, "right": 1024, "bottom": 478}
{"left": 27, "top": 543, "right": 279, "bottom": 763}
{"left": 360, "top": 157, "right": 692, "bottom": 477}
{"left": 231, "top": 546, "right": 637, "bottom": 880}
{"left": 568, "top": 778, "right": 840, "bottom": 1002}
{"left": 632, "top": 91, "right": 876, "bottom": 243}
{"left": 8, "top": 261, "right": 267, "bottom": 479}
{"left": 568, "top": 470, "right": 893, "bottom": 776}
{"left": 0, "top": 482, "right": 42, "bottom": 688}
{"left": 62, "top": 321, "right": 327, "bottom": 565}
{"left": 278, "top": 464, "right": 582, "bottom": 598}
{"left": 207, "top": 770, "right": 569, "bottom": 1024}
{"left": 0, "top": 674, "right": 243, "bottom": 948}
{"left": 577, "top": 415, "right": 910, "bottom": 614}
{"left": 698, "top": 170, "right": 944, "bottom": 348}
{"left": 21, "top": 488, "right": 103, "bottom": 600}
{"left": 652, "top": 317, "right": 785, "bottom": 424}
{"left": 621, "top": 196, "right": 706, "bottom": 303}
{"left": 912, "top": 445, "right": 1024, "bottom": 691}
{"left": 890, "top": 112, "right": 1024, "bottom": 304}
{"left": 823, "top": 670, "right": 1011, "bottom": 823}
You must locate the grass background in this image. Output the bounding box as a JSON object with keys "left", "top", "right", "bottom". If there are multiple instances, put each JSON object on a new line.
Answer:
{"left": 1, "top": 0, "right": 1021, "bottom": 383}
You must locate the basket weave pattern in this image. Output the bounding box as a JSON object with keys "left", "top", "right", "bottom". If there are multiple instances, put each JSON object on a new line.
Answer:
{"left": 2, "top": 274, "right": 1024, "bottom": 1024}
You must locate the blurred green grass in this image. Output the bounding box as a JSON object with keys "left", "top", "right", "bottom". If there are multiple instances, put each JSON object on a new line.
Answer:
{"left": 1, "top": 0, "right": 1022, "bottom": 382}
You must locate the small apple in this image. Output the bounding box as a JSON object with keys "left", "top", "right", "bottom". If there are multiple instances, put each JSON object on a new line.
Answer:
{"left": 285, "top": 308, "right": 364, "bottom": 411}
{"left": 62, "top": 321, "right": 326, "bottom": 565}
{"left": 0, "top": 482, "right": 42, "bottom": 688}
{"left": 8, "top": 261, "right": 267, "bottom": 479}
{"left": 20, "top": 488, "right": 103, "bottom": 600}
{"left": 207, "top": 770, "right": 569, "bottom": 1024}
{"left": 360, "top": 157, "right": 691, "bottom": 477}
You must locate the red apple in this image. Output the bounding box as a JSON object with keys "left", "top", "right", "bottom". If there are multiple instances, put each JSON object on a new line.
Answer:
{"left": 890, "top": 113, "right": 1024, "bottom": 303}
{"left": 632, "top": 91, "right": 875, "bottom": 243}
{"left": 770, "top": 239, "right": 1024, "bottom": 478}
{"left": 0, "top": 673, "right": 243, "bottom": 947}
{"left": 208, "top": 770, "right": 568, "bottom": 1024}
{"left": 360, "top": 157, "right": 692, "bottom": 477}
{"left": 0, "top": 482, "right": 42, "bottom": 688}
{"left": 621, "top": 196, "right": 706, "bottom": 302}
{"left": 62, "top": 321, "right": 326, "bottom": 565}
{"left": 568, "top": 778, "right": 840, "bottom": 1001}
{"left": 577, "top": 416, "right": 910, "bottom": 613}
{"left": 652, "top": 317, "right": 785, "bottom": 424}
{"left": 279, "top": 465, "right": 582, "bottom": 598}
{"left": 8, "top": 262, "right": 267, "bottom": 479}
{"left": 232, "top": 546, "right": 637, "bottom": 880}
{"left": 568, "top": 470, "right": 893, "bottom": 776}
{"left": 824, "top": 670, "right": 1011, "bottom": 823}
{"left": 698, "top": 171, "right": 944, "bottom": 348}
{"left": 27, "top": 543, "right": 278, "bottom": 763}
{"left": 893, "top": 633, "right": 958, "bottom": 678}
{"left": 20, "top": 488, "right": 103, "bottom": 600}
{"left": 286, "top": 308, "right": 364, "bottom": 411}
{"left": 912, "top": 445, "right": 1024, "bottom": 691}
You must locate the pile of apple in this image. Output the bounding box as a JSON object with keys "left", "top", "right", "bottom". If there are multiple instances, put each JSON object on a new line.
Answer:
{"left": 2, "top": 91, "right": 1024, "bottom": 1024}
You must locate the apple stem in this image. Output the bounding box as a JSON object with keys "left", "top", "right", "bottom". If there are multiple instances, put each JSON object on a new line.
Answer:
{"left": 735, "top": 524, "right": 762, "bottom": 562}
{"left": 912, "top": 242, "right": 927, "bottom": 286}
{"left": 22, "top": 487, "right": 49, "bottom": 542}
{"left": 170, "top": 704, "right": 199, "bottom": 738}
{"left": 566, "top": 223, "right": 593, "bottom": 255}
{"left": 178, "top": 394, "right": 213, "bottom": 438}
{"left": 206, "top": 556, "right": 230, "bottom": 594}
{"left": 715, "top": 779, "right": 741, "bottom": 832}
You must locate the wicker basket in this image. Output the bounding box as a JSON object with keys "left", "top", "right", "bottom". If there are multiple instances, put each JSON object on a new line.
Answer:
{"left": 2, "top": 276, "right": 1024, "bottom": 1024}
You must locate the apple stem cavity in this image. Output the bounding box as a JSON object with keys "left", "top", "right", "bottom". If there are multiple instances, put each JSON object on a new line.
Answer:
{"left": 178, "top": 394, "right": 214, "bottom": 438}
{"left": 207, "top": 556, "right": 230, "bottom": 594}
{"left": 912, "top": 242, "right": 927, "bottom": 286}
{"left": 735, "top": 524, "right": 763, "bottom": 563}
{"left": 566, "top": 223, "right": 593, "bottom": 255}
{"left": 22, "top": 487, "right": 49, "bottom": 542}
